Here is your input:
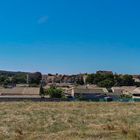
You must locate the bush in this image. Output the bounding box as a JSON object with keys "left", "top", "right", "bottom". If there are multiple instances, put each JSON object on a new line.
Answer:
{"left": 47, "top": 87, "right": 64, "bottom": 98}
{"left": 121, "top": 94, "right": 132, "bottom": 99}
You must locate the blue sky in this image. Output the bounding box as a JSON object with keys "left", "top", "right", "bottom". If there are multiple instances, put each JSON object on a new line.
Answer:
{"left": 0, "top": 0, "right": 140, "bottom": 74}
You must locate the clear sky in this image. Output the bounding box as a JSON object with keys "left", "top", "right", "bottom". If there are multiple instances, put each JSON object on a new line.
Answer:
{"left": 0, "top": 0, "right": 140, "bottom": 74}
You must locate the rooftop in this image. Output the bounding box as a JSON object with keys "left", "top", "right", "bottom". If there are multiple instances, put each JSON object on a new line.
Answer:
{"left": 74, "top": 88, "right": 107, "bottom": 94}
{"left": 0, "top": 87, "right": 40, "bottom": 96}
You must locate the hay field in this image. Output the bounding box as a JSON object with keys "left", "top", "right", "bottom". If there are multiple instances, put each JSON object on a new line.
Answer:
{"left": 0, "top": 102, "right": 139, "bottom": 140}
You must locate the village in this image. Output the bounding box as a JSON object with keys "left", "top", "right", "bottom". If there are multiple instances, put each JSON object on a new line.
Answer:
{"left": 42, "top": 71, "right": 140, "bottom": 102}
{"left": 0, "top": 70, "right": 140, "bottom": 102}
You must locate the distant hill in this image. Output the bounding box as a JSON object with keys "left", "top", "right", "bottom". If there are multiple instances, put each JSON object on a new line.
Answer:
{"left": 0, "top": 70, "right": 42, "bottom": 86}
{"left": 0, "top": 70, "right": 28, "bottom": 77}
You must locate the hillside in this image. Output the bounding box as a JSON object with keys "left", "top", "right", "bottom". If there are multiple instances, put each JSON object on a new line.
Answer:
{"left": 0, "top": 70, "right": 28, "bottom": 76}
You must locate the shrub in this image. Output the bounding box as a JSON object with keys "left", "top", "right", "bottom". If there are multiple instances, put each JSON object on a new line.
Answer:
{"left": 47, "top": 86, "right": 64, "bottom": 98}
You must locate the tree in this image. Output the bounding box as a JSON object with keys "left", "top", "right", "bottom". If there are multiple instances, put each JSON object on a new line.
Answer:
{"left": 0, "top": 75, "right": 7, "bottom": 85}
{"left": 29, "top": 72, "right": 42, "bottom": 85}
{"left": 3, "top": 79, "right": 11, "bottom": 88}
{"left": 76, "top": 76, "right": 84, "bottom": 85}
{"left": 86, "top": 74, "right": 95, "bottom": 84}
{"left": 122, "top": 75, "right": 134, "bottom": 86}
{"left": 12, "top": 73, "right": 27, "bottom": 84}
{"left": 97, "top": 79, "right": 114, "bottom": 88}
{"left": 114, "top": 74, "right": 123, "bottom": 86}
{"left": 135, "top": 82, "right": 140, "bottom": 87}
{"left": 39, "top": 85, "right": 45, "bottom": 98}
{"left": 47, "top": 86, "right": 64, "bottom": 98}
{"left": 86, "top": 73, "right": 115, "bottom": 87}
{"left": 93, "top": 73, "right": 106, "bottom": 84}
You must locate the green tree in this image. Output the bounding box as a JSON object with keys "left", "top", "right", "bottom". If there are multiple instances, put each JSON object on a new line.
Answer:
{"left": 122, "top": 75, "right": 134, "bottom": 86}
{"left": 135, "top": 82, "right": 140, "bottom": 87}
{"left": 86, "top": 74, "right": 95, "bottom": 84}
{"left": 29, "top": 72, "right": 42, "bottom": 86}
{"left": 3, "top": 79, "right": 11, "bottom": 87}
{"left": 39, "top": 85, "right": 45, "bottom": 98}
{"left": 47, "top": 86, "right": 64, "bottom": 98}
{"left": 76, "top": 76, "right": 84, "bottom": 85}
{"left": 98, "top": 79, "right": 114, "bottom": 88}
{"left": 0, "top": 75, "right": 7, "bottom": 85}
{"left": 86, "top": 73, "right": 115, "bottom": 87}
{"left": 12, "top": 73, "right": 27, "bottom": 84}
{"left": 114, "top": 74, "right": 123, "bottom": 86}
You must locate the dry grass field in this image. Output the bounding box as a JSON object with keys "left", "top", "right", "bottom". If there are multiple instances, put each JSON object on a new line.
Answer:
{"left": 0, "top": 102, "right": 139, "bottom": 140}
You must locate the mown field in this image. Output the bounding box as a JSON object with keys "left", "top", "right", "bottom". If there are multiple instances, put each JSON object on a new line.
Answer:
{"left": 0, "top": 102, "right": 139, "bottom": 140}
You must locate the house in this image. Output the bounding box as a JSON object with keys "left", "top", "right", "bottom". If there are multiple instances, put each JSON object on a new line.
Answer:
{"left": 133, "top": 78, "right": 140, "bottom": 83}
{"left": 96, "top": 71, "right": 113, "bottom": 75}
{"left": 70, "top": 87, "right": 108, "bottom": 100}
{"left": 112, "top": 86, "right": 136, "bottom": 96}
{"left": 111, "top": 86, "right": 138, "bottom": 100}
{"left": 111, "top": 87, "right": 123, "bottom": 94}
{"left": 0, "top": 87, "right": 40, "bottom": 96}
{"left": 122, "top": 86, "right": 136, "bottom": 96}
{"left": 131, "top": 88, "right": 140, "bottom": 101}
{"left": 133, "top": 75, "right": 140, "bottom": 82}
